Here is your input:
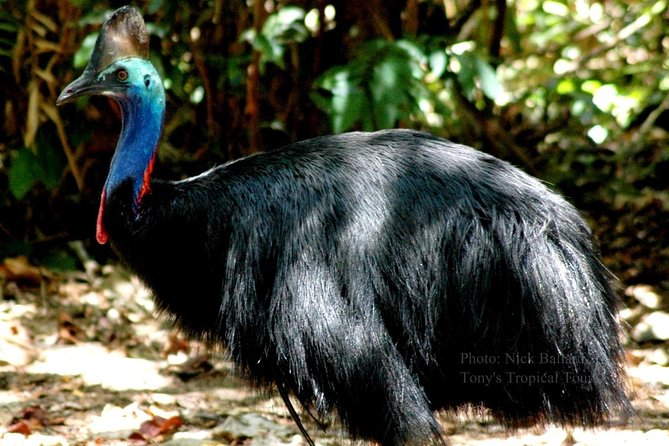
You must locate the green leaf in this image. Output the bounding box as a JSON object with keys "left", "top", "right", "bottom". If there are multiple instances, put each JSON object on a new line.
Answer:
{"left": 148, "top": 0, "right": 164, "bottom": 14}
{"left": 263, "top": 6, "right": 307, "bottom": 43}
{"left": 371, "top": 57, "right": 407, "bottom": 128}
{"left": 9, "top": 148, "right": 40, "bottom": 199}
{"left": 474, "top": 57, "right": 502, "bottom": 100}
{"left": 504, "top": 12, "right": 522, "bottom": 53}
{"left": 8, "top": 133, "right": 65, "bottom": 199}
{"left": 557, "top": 78, "right": 576, "bottom": 94}
{"left": 314, "top": 67, "right": 364, "bottom": 132}
{"left": 74, "top": 33, "right": 98, "bottom": 69}
{"left": 41, "top": 249, "right": 80, "bottom": 272}
{"left": 0, "top": 241, "right": 34, "bottom": 259}
{"left": 428, "top": 50, "right": 448, "bottom": 79}
{"left": 312, "top": 38, "right": 435, "bottom": 132}
{"left": 395, "top": 40, "right": 427, "bottom": 76}
{"left": 35, "top": 133, "right": 66, "bottom": 191}
{"left": 454, "top": 53, "right": 502, "bottom": 100}
{"left": 332, "top": 93, "right": 364, "bottom": 133}
{"left": 455, "top": 53, "right": 477, "bottom": 97}
{"left": 243, "top": 29, "right": 286, "bottom": 71}
{"left": 0, "top": 21, "right": 18, "bottom": 33}
{"left": 77, "top": 10, "right": 110, "bottom": 27}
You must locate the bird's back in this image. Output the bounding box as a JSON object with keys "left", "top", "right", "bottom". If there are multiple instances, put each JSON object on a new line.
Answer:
{"left": 101, "top": 128, "right": 628, "bottom": 443}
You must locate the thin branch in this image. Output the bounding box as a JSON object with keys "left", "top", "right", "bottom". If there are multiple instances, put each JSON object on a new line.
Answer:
{"left": 189, "top": 35, "right": 218, "bottom": 152}
{"left": 451, "top": 0, "right": 482, "bottom": 35}
{"left": 246, "top": 55, "right": 262, "bottom": 152}
{"left": 489, "top": 0, "right": 506, "bottom": 60}
{"left": 43, "top": 102, "right": 84, "bottom": 191}
{"left": 48, "top": 4, "right": 84, "bottom": 191}
{"left": 404, "top": 0, "right": 419, "bottom": 36}
{"left": 451, "top": 81, "right": 538, "bottom": 175}
{"left": 245, "top": 0, "right": 266, "bottom": 152}
{"left": 365, "top": 1, "right": 395, "bottom": 40}
{"left": 622, "top": 91, "right": 669, "bottom": 156}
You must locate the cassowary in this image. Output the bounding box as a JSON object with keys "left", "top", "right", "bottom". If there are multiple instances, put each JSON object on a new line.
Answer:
{"left": 57, "top": 6, "right": 631, "bottom": 445}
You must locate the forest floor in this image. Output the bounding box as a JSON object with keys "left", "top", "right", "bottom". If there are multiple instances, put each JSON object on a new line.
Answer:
{"left": 0, "top": 257, "right": 668, "bottom": 446}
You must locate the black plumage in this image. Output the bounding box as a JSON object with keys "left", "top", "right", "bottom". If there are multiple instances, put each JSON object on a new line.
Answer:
{"left": 108, "top": 130, "right": 629, "bottom": 443}
{"left": 57, "top": 7, "right": 631, "bottom": 446}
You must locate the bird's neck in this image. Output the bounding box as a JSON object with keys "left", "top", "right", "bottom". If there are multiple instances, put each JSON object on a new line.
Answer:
{"left": 97, "top": 87, "right": 165, "bottom": 244}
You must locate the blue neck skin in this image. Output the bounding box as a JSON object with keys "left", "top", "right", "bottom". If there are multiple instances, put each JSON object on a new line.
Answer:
{"left": 96, "top": 58, "right": 165, "bottom": 244}
{"left": 103, "top": 59, "right": 165, "bottom": 210}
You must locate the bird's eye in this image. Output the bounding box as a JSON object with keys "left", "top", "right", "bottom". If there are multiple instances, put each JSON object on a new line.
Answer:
{"left": 116, "top": 69, "right": 129, "bottom": 81}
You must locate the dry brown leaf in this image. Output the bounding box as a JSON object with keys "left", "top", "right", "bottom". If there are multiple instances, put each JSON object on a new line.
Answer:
{"left": 141, "top": 415, "right": 183, "bottom": 436}
{"left": 8, "top": 405, "right": 49, "bottom": 435}
{"left": 29, "top": 20, "right": 48, "bottom": 37}
{"left": 172, "top": 353, "right": 213, "bottom": 380}
{"left": 129, "top": 415, "right": 184, "bottom": 442}
{"left": 1, "top": 256, "right": 45, "bottom": 285}
{"left": 12, "top": 27, "right": 25, "bottom": 81}
{"left": 30, "top": 10, "right": 58, "bottom": 33}
{"left": 42, "top": 101, "right": 85, "bottom": 191}
{"left": 0, "top": 318, "right": 38, "bottom": 366}
{"left": 162, "top": 333, "right": 191, "bottom": 356}
{"left": 25, "top": 79, "right": 39, "bottom": 148}
{"left": 561, "top": 431, "right": 577, "bottom": 446}
{"left": 58, "top": 312, "right": 85, "bottom": 344}
{"left": 7, "top": 419, "right": 32, "bottom": 435}
{"left": 33, "top": 37, "right": 61, "bottom": 53}
{"left": 35, "top": 67, "right": 57, "bottom": 84}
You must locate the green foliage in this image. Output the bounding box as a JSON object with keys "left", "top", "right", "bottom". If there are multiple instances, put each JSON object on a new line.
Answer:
{"left": 311, "top": 36, "right": 509, "bottom": 132}
{"left": 241, "top": 6, "right": 308, "bottom": 71}
{"left": 8, "top": 137, "right": 65, "bottom": 200}
{"left": 41, "top": 248, "right": 81, "bottom": 272}
{"left": 453, "top": 51, "right": 502, "bottom": 101}
{"left": 0, "top": 0, "right": 667, "bottom": 276}
{"left": 312, "top": 39, "right": 436, "bottom": 132}
{"left": 8, "top": 149, "right": 40, "bottom": 200}
{"left": 74, "top": 33, "right": 98, "bottom": 69}
{"left": 0, "top": 10, "right": 18, "bottom": 69}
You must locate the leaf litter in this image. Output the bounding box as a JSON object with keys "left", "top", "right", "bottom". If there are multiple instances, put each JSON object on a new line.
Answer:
{"left": 0, "top": 256, "right": 667, "bottom": 445}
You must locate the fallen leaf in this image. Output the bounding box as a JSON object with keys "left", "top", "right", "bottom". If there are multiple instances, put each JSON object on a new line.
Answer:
{"left": 7, "top": 405, "right": 49, "bottom": 434}
{"left": 0, "top": 256, "right": 48, "bottom": 286}
{"left": 7, "top": 420, "right": 32, "bottom": 435}
{"left": 58, "top": 312, "right": 85, "bottom": 344}
{"left": 128, "top": 431, "right": 147, "bottom": 441}
{"left": 0, "top": 319, "right": 38, "bottom": 366}
{"left": 162, "top": 333, "right": 191, "bottom": 356}
{"left": 561, "top": 431, "right": 577, "bottom": 446}
{"left": 171, "top": 353, "right": 213, "bottom": 380}
{"left": 129, "top": 415, "right": 183, "bottom": 441}
{"left": 20, "top": 405, "right": 48, "bottom": 424}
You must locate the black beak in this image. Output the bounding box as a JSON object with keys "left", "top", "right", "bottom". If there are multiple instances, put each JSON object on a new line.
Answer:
{"left": 56, "top": 70, "right": 99, "bottom": 106}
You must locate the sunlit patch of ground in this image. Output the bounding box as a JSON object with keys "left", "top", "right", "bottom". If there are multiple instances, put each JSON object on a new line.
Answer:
{"left": 0, "top": 261, "right": 667, "bottom": 445}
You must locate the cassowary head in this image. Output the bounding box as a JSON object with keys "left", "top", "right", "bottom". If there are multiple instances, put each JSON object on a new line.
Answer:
{"left": 56, "top": 6, "right": 160, "bottom": 106}
{"left": 57, "top": 5, "right": 165, "bottom": 245}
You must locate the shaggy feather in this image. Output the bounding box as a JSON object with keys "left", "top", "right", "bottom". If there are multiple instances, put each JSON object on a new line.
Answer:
{"left": 103, "top": 129, "right": 631, "bottom": 445}
{"left": 55, "top": 8, "right": 634, "bottom": 444}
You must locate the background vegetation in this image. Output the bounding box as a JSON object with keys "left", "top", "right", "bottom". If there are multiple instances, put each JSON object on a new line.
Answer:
{"left": 0, "top": 0, "right": 667, "bottom": 291}
{"left": 0, "top": 1, "right": 668, "bottom": 443}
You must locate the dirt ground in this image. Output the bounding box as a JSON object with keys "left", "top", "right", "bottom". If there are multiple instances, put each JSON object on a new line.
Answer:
{"left": 0, "top": 259, "right": 668, "bottom": 445}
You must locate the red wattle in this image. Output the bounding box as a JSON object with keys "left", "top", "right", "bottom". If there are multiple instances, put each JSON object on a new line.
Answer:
{"left": 96, "top": 191, "right": 109, "bottom": 245}
{"left": 137, "top": 152, "right": 156, "bottom": 204}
